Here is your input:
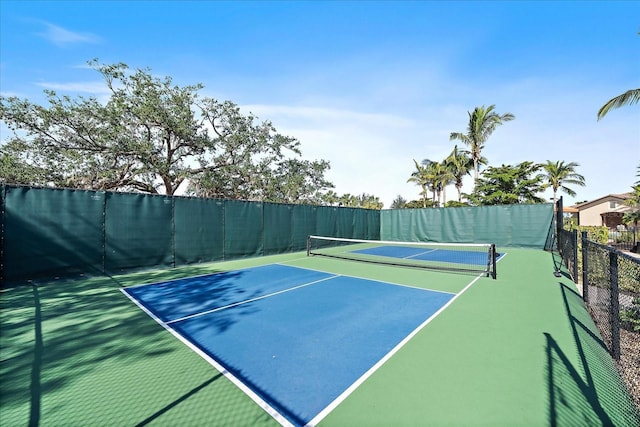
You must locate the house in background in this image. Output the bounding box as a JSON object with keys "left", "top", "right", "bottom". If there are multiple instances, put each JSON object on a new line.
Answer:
{"left": 568, "top": 193, "right": 633, "bottom": 228}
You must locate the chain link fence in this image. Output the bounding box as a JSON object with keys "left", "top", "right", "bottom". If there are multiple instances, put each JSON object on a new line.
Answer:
{"left": 558, "top": 228, "right": 578, "bottom": 280}
{"left": 558, "top": 230, "right": 640, "bottom": 408}
{"left": 555, "top": 196, "right": 639, "bottom": 412}
{"left": 579, "top": 232, "right": 640, "bottom": 410}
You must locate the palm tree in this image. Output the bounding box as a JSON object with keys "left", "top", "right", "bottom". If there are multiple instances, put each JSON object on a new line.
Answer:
{"left": 541, "top": 160, "right": 586, "bottom": 205}
{"left": 450, "top": 105, "right": 515, "bottom": 183}
{"left": 444, "top": 145, "right": 473, "bottom": 202}
{"left": 597, "top": 88, "right": 640, "bottom": 120}
{"left": 322, "top": 190, "right": 339, "bottom": 206}
{"left": 407, "top": 159, "right": 431, "bottom": 208}
{"left": 431, "top": 161, "right": 455, "bottom": 206}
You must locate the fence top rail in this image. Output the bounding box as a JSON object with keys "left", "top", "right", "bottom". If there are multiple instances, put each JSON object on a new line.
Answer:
{"left": 581, "top": 237, "right": 615, "bottom": 250}
{"left": 582, "top": 237, "right": 640, "bottom": 262}
{"left": 617, "top": 250, "right": 640, "bottom": 264}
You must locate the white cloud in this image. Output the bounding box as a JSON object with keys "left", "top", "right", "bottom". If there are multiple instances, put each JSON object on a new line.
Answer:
{"left": 241, "top": 103, "right": 459, "bottom": 207}
{"left": 36, "top": 21, "right": 100, "bottom": 46}
{"left": 240, "top": 71, "right": 639, "bottom": 209}
{"left": 34, "top": 81, "right": 109, "bottom": 94}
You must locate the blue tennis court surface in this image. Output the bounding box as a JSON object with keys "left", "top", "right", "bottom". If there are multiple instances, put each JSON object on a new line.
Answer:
{"left": 352, "top": 245, "right": 501, "bottom": 265}
{"left": 122, "top": 264, "right": 455, "bottom": 426}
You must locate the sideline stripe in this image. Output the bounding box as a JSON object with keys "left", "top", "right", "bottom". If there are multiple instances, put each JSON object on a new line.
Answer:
{"left": 123, "top": 261, "right": 495, "bottom": 427}
{"left": 119, "top": 287, "right": 296, "bottom": 427}
{"left": 306, "top": 272, "right": 485, "bottom": 427}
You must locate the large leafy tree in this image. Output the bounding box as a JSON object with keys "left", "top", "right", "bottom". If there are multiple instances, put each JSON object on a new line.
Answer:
{"left": 541, "top": 160, "right": 586, "bottom": 205}
{"left": 0, "top": 60, "right": 335, "bottom": 204}
{"left": 0, "top": 140, "right": 47, "bottom": 185}
{"left": 390, "top": 194, "right": 408, "bottom": 209}
{"left": 466, "top": 161, "right": 546, "bottom": 205}
{"left": 450, "top": 105, "right": 515, "bottom": 183}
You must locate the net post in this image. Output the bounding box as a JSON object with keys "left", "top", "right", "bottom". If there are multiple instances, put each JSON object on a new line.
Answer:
{"left": 306, "top": 235, "right": 311, "bottom": 257}
{"left": 491, "top": 244, "right": 497, "bottom": 280}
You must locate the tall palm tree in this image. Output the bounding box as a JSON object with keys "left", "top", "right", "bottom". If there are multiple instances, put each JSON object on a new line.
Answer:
{"left": 430, "top": 161, "right": 455, "bottom": 206}
{"left": 541, "top": 160, "right": 586, "bottom": 205}
{"left": 444, "top": 145, "right": 473, "bottom": 202}
{"left": 450, "top": 105, "right": 515, "bottom": 183}
{"left": 597, "top": 88, "right": 640, "bottom": 120}
{"left": 407, "top": 159, "right": 432, "bottom": 208}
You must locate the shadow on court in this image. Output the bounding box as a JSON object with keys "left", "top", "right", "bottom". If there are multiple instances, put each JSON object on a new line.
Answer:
{"left": 0, "top": 264, "right": 278, "bottom": 426}
{"left": 550, "top": 249, "right": 573, "bottom": 281}
{"left": 133, "top": 374, "right": 224, "bottom": 426}
{"left": 545, "top": 283, "right": 640, "bottom": 426}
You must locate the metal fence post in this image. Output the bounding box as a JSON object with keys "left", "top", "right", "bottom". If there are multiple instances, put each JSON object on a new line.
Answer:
{"left": 581, "top": 231, "right": 588, "bottom": 302}
{"left": 556, "top": 196, "right": 563, "bottom": 237}
{"left": 609, "top": 250, "right": 620, "bottom": 360}
{"left": 571, "top": 229, "right": 578, "bottom": 281}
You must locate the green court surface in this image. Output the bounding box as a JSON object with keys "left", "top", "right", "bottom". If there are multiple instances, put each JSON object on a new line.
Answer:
{"left": 1, "top": 248, "right": 639, "bottom": 426}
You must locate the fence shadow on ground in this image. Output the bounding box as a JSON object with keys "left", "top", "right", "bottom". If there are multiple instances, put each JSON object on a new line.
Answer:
{"left": 545, "top": 282, "right": 640, "bottom": 426}
{"left": 0, "top": 264, "right": 281, "bottom": 426}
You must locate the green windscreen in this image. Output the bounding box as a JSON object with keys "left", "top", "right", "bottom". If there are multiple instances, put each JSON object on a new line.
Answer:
{"left": 336, "top": 207, "right": 356, "bottom": 238}
{"left": 292, "top": 204, "right": 317, "bottom": 251}
{"left": 263, "top": 202, "right": 293, "bottom": 255}
{"left": 472, "top": 206, "right": 513, "bottom": 246}
{"left": 2, "top": 184, "right": 386, "bottom": 283}
{"left": 315, "top": 206, "right": 339, "bottom": 237}
{"left": 510, "top": 204, "right": 554, "bottom": 247}
{"left": 352, "top": 208, "right": 368, "bottom": 239}
{"left": 224, "top": 200, "right": 263, "bottom": 258}
{"left": 2, "top": 186, "right": 105, "bottom": 280}
{"left": 105, "top": 192, "right": 173, "bottom": 272}
{"left": 367, "top": 209, "right": 381, "bottom": 240}
{"left": 380, "top": 204, "right": 553, "bottom": 248}
{"left": 440, "top": 207, "right": 474, "bottom": 243}
{"left": 174, "top": 197, "right": 224, "bottom": 264}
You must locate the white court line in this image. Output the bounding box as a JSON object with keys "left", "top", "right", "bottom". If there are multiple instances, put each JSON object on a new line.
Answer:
{"left": 275, "top": 262, "right": 456, "bottom": 296}
{"left": 403, "top": 248, "right": 438, "bottom": 259}
{"left": 305, "top": 272, "right": 486, "bottom": 427}
{"left": 166, "top": 274, "right": 339, "bottom": 324}
{"left": 123, "top": 260, "right": 498, "bottom": 427}
{"left": 119, "top": 287, "right": 296, "bottom": 427}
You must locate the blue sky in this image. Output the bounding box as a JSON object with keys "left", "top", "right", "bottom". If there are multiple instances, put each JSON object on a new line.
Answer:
{"left": 1, "top": 1, "right": 639, "bottom": 207}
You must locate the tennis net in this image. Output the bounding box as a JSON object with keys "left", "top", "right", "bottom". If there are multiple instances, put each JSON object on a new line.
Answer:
{"left": 307, "top": 235, "right": 497, "bottom": 279}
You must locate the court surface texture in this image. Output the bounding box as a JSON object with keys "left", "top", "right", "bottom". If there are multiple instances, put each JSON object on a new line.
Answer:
{"left": 1, "top": 248, "right": 639, "bottom": 426}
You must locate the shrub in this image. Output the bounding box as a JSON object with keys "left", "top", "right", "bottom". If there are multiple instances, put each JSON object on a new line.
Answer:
{"left": 620, "top": 297, "right": 640, "bottom": 332}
